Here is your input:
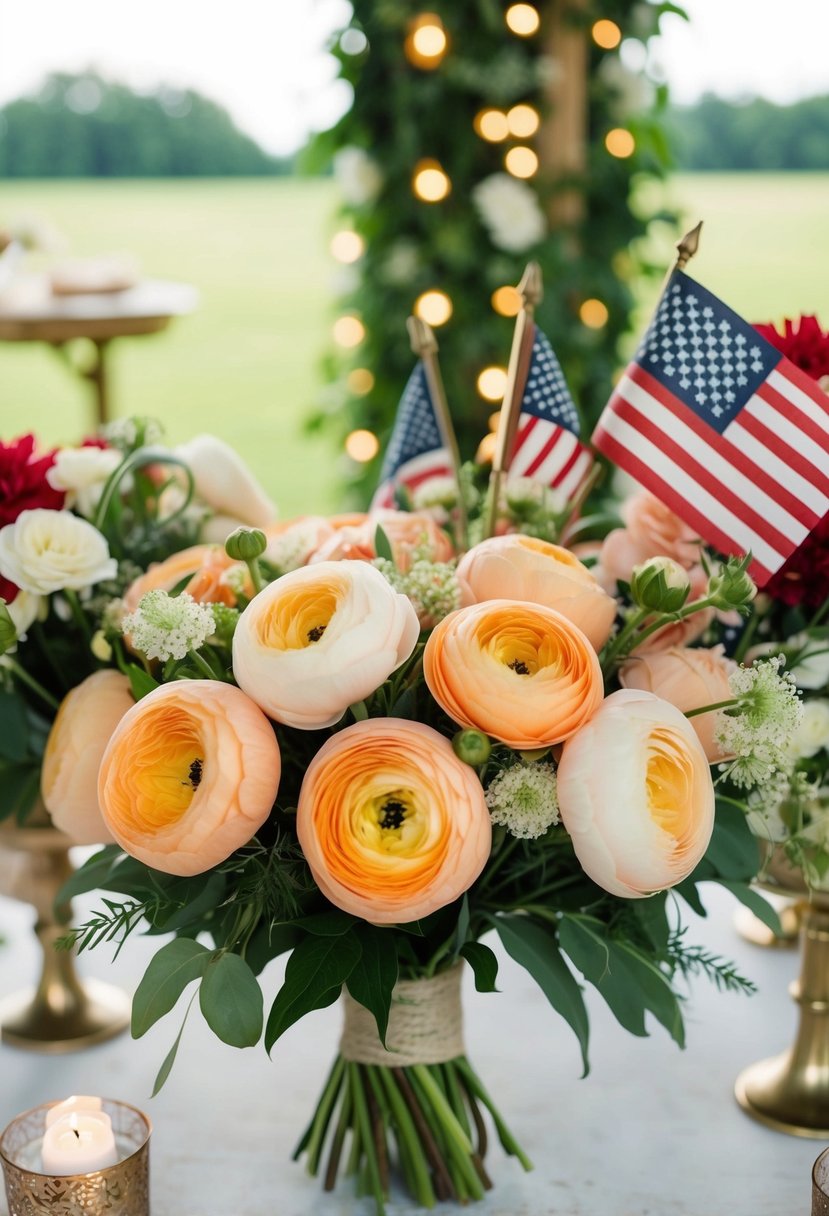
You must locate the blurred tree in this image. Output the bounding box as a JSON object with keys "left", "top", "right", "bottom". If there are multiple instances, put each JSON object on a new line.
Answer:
{"left": 667, "top": 93, "right": 829, "bottom": 170}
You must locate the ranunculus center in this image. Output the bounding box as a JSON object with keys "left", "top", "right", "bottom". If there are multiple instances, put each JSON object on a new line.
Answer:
{"left": 645, "top": 730, "right": 693, "bottom": 840}
{"left": 480, "top": 622, "right": 562, "bottom": 677}
{"left": 352, "top": 785, "right": 430, "bottom": 855}
{"left": 257, "top": 582, "right": 342, "bottom": 650}
{"left": 129, "top": 709, "right": 204, "bottom": 829}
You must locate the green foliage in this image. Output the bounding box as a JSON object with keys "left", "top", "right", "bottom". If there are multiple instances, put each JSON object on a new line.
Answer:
{"left": 131, "top": 938, "right": 212, "bottom": 1038}
{"left": 265, "top": 931, "right": 363, "bottom": 1052}
{"left": 345, "top": 923, "right": 400, "bottom": 1046}
{"left": 199, "top": 952, "right": 263, "bottom": 1047}
{"left": 667, "top": 93, "right": 829, "bottom": 170}
{"left": 459, "top": 941, "right": 499, "bottom": 992}
{"left": 310, "top": 0, "right": 685, "bottom": 502}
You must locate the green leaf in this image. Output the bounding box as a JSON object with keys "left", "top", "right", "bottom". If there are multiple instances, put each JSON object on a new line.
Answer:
{"left": 298, "top": 909, "right": 358, "bottom": 936}
{"left": 453, "top": 894, "right": 470, "bottom": 954}
{"left": 57, "top": 845, "right": 124, "bottom": 903}
{"left": 0, "top": 691, "right": 29, "bottom": 761}
{"left": 493, "top": 914, "right": 589, "bottom": 1076}
{"left": 151, "top": 994, "right": 196, "bottom": 1096}
{"left": 199, "top": 952, "right": 263, "bottom": 1047}
{"left": 374, "top": 524, "right": 394, "bottom": 562}
{"left": 611, "top": 941, "right": 685, "bottom": 1048}
{"left": 154, "top": 873, "right": 227, "bottom": 933}
{"left": 632, "top": 896, "right": 671, "bottom": 952}
{"left": 131, "top": 938, "right": 212, "bottom": 1038}
{"left": 126, "top": 664, "right": 159, "bottom": 702}
{"left": 265, "top": 930, "right": 362, "bottom": 1052}
{"left": 245, "top": 921, "right": 300, "bottom": 976}
{"left": 674, "top": 876, "right": 707, "bottom": 916}
{"left": 460, "top": 941, "right": 499, "bottom": 992}
{"left": 346, "top": 924, "right": 399, "bottom": 1046}
{"left": 705, "top": 802, "right": 760, "bottom": 880}
{"left": 719, "top": 880, "right": 782, "bottom": 936}
{"left": 0, "top": 762, "right": 40, "bottom": 823}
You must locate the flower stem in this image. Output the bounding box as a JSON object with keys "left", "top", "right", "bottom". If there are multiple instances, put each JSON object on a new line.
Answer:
{"left": 63, "top": 588, "right": 92, "bottom": 646}
{"left": 3, "top": 658, "right": 60, "bottom": 711}
{"left": 455, "top": 1057, "right": 533, "bottom": 1171}
{"left": 245, "top": 558, "right": 264, "bottom": 595}
{"left": 375, "top": 1067, "right": 435, "bottom": 1208}
{"left": 685, "top": 697, "right": 740, "bottom": 719}
{"left": 187, "top": 649, "right": 221, "bottom": 681}
{"left": 348, "top": 1062, "right": 386, "bottom": 1215}
{"left": 305, "top": 1056, "right": 345, "bottom": 1176}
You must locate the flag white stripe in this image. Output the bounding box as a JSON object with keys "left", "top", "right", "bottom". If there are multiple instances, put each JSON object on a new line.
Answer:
{"left": 741, "top": 396, "right": 829, "bottom": 487}
{"left": 602, "top": 405, "right": 785, "bottom": 572}
{"left": 394, "top": 448, "right": 452, "bottom": 480}
{"left": 621, "top": 375, "right": 807, "bottom": 548}
{"left": 528, "top": 428, "right": 578, "bottom": 484}
{"left": 769, "top": 368, "right": 829, "bottom": 437}
{"left": 726, "top": 417, "right": 829, "bottom": 518}
{"left": 556, "top": 449, "right": 594, "bottom": 499}
{"left": 510, "top": 415, "right": 555, "bottom": 473}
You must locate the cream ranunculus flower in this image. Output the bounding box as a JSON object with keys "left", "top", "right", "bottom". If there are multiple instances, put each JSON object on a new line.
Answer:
{"left": 557, "top": 688, "right": 715, "bottom": 898}
{"left": 457, "top": 535, "right": 617, "bottom": 652}
{"left": 0, "top": 509, "right": 117, "bottom": 594}
{"left": 42, "top": 670, "right": 134, "bottom": 844}
{"left": 232, "top": 561, "right": 420, "bottom": 729}
{"left": 174, "top": 434, "right": 276, "bottom": 528}
{"left": 46, "top": 446, "right": 123, "bottom": 517}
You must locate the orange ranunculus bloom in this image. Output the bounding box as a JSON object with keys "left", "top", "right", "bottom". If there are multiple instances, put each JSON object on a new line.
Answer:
{"left": 309, "top": 509, "right": 454, "bottom": 572}
{"left": 123, "top": 544, "right": 250, "bottom": 611}
{"left": 42, "top": 670, "right": 134, "bottom": 845}
{"left": 456, "top": 534, "right": 617, "bottom": 651}
{"left": 619, "top": 645, "right": 736, "bottom": 761}
{"left": 557, "top": 688, "right": 715, "bottom": 898}
{"left": 423, "top": 599, "right": 603, "bottom": 749}
{"left": 296, "top": 718, "right": 491, "bottom": 924}
{"left": 98, "top": 681, "right": 281, "bottom": 876}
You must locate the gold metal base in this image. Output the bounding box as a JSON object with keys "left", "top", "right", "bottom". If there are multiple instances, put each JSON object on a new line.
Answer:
{"left": 734, "top": 901, "right": 801, "bottom": 949}
{"left": 736, "top": 1053, "right": 829, "bottom": 1138}
{"left": 0, "top": 977, "right": 131, "bottom": 1053}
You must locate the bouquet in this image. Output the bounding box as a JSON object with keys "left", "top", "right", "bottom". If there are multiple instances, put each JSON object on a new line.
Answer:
{"left": 0, "top": 416, "right": 801, "bottom": 1213}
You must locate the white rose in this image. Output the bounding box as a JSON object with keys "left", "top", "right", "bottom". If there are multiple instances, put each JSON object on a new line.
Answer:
{"left": 333, "top": 146, "right": 383, "bottom": 206}
{"left": 0, "top": 509, "right": 117, "bottom": 595}
{"left": 789, "top": 633, "right": 829, "bottom": 691}
{"left": 46, "top": 446, "right": 123, "bottom": 517}
{"left": 7, "top": 589, "right": 45, "bottom": 638}
{"left": 472, "top": 174, "right": 546, "bottom": 253}
{"left": 174, "top": 435, "right": 276, "bottom": 528}
{"left": 789, "top": 700, "right": 829, "bottom": 760}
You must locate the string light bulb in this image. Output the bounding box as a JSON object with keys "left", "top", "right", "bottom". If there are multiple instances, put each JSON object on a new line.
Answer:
{"left": 476, "top": 432, "right": 497, "bottom": 463}
{"left": 415, "top": 290, "right": 452, "bottom": 326}
{"left": 329, "top": 230, "right": 364, "bottom": 263}
{"left": 491, "top": 286, "right": 522, "bottom": 317}
{"left": 605, "top": 128, "right": 636, "bottom": 158}
{"left": 505, "top": 4, "right": 540, "bottom": 36}
{"left": 404, "top": 14, "right": 449, "bottom": 69}
{"left": 345, "top": 430, "right": 380, "bottom": 462}
{"left": 506, "top": 104, "right": 540, "bottom": 138}
{"left": 477, "top": 366, "right": 508, "bottom": 401}
{"left": 474, "top": 109, "right": 510, "bottom": 142}
{"left": 579, "top": 299, "right": 609, "bottom": 328}
{"left": 412, "top": 159, "right": 451, "bottom": 202}
{"left": 347, "top": 368, "right": 375, "bottom": 395}
{"left": 333, "top": 315, "right": 365, "bottom": 348}
{"left": 505, "top": 146, "right": 538, "bottom": 178}
{"left": 591, "top": 19, "right": 622, "bottom": 49}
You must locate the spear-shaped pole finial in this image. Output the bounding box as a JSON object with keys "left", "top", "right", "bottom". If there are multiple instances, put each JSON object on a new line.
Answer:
{"left": 517, "top": 260, "right": 543, "bottom": 310}
{"left": 675, "top": 221, "right": 702, "bottom": 272}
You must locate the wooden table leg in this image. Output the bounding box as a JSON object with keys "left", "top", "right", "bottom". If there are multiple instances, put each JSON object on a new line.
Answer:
{"left": 86, "top": 338, "right": 111, "bottom": 426}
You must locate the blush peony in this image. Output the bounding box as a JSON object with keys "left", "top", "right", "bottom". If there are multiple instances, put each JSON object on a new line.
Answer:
{"left": 296, "top": 718, "right": 491, "bottom": 924}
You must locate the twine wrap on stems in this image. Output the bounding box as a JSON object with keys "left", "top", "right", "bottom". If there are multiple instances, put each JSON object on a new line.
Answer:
{"left": 340, "top": 965, "right": 464, "bottom": 1066}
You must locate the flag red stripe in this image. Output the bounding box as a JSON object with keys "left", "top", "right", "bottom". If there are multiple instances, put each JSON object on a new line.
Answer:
{"left": 592, "top": 423, "right": 773, "bottom": 584}
{"left": 522, "top": 426, "right": 566, "bottom": 477}
{"left": 731, "top": 408, "right": 825, "bottom": 515}
{"left": 549, "top": 437, "right": 588, "bottom": 488}
{"left": 512, "top": 414, "right": 539, "bottom": 452}
{"left": 755, "top": 379, "right": 829, "bottom": 463}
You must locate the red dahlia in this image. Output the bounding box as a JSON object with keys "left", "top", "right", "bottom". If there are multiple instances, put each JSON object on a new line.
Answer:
{"left": 754, "top": 315, "right": 829, "bottom": 382}
{"left": 0, "top": 433, "right": 65, "bottom": 529}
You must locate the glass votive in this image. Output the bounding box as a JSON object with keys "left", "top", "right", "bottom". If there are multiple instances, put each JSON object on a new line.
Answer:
{"left": 813, "top": 1146, "right": 829, "bottom": 1216}
{"left": 0, "top": 1098, "right": 151, "bottom": 1216}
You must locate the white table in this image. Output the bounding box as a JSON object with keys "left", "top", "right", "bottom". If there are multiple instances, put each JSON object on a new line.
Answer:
{"left": 0, "top": 883, "right": 820, "bottom": 1215}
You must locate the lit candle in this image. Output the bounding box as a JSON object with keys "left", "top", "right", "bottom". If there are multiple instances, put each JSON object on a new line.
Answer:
{"left": 41, "top": 1111, "right": 118, "bottom": 1175}
{"left": 44, "top": 1095, "right": 104, "bottom": 1129}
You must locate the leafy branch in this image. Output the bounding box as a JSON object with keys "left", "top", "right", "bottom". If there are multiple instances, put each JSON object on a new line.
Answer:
{"left": 666, "top": 928, "right": 756, "bottom": 995}
{"left": 56, "top": 898, "right": 154, "bottom": 956}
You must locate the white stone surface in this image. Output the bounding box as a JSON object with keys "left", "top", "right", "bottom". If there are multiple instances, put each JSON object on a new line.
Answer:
{"left": 0, "top": 882, "right": 821, "bottom": 1215}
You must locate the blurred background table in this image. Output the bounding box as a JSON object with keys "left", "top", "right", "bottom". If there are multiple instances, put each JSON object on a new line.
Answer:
{"left": 0, "top": 882, "right": 819, "bottom": 1216}
{"left": 0, "top": 275, "right": 198, "bottom": 425}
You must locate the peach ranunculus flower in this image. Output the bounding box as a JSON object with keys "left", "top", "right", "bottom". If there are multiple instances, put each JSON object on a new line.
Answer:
{"left": 619, "top": 645, "right": 737, "bottom": 761}
{"left": 98, "top": 681, "right": 281, "bottom": 876}
{"left": 232, "top": 560, "right": 420, "bottom": 729}
{"left": 597, "top": 489, "right": 702, "bottom": 589}
{"left": 263, "top": 516, "right": 336, "bottom": 572}
{"left": 309, "top": 509, "right": 454, "bottom": 573}
{"left": 41, "top": 670, "right": 134, "bottom": 844}
{"left": 123, "top": 544, "right": 250, "bottom": 613}
{"left": 296, "top": 718, "right": 491, "bottom": 924}
{"left": 456, "top": 535, "right": 616, "bottom": 652}
{"left": 557, "top": 688, "right": 715, "bottom": 898}
{"left": 423, "top": 600, "right": 603, "bottom": 749}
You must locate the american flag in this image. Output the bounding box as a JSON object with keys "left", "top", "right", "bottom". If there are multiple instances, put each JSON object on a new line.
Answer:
{"left": 371, "top": 361, "right": 453, "bottom": 509}
{"left": 591, "top": 270, "right": 829, "bottom": 586}
{"left": 506, "top": 324, "right": 593, "bottom": 498}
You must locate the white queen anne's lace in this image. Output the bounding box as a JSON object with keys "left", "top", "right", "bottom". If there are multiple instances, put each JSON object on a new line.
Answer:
{"left": 123, "top": 590, "right": 214, "bottom": 662}
{"left": 485, "top": 762, "right": 560, "bottom": 839}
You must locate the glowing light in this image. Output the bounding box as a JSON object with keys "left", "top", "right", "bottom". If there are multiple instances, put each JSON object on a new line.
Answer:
{"left": 404, "top": 14, "right": 449, "bottom": 68}
{"left": 605, "top": 127, "right": 636, "bottom": 158}
{"left": 415, "top": 290, "right": 453, "bottom": 326}
{"left": 340, "top": 28, "right": 368, "bottom": 55}
{"left": 333, "top": 315, "right": 365, "bottom": 348}
{"left": 579, "top": 298, "right": 609, "bottom": 328}
{"left": 506, "top": 104, "right": 540, "bottom": 138}
{"left": 412, "top": 159, "right": 451, "bottom": 202}
{"left": 491, "top": 286, "right": 522, "bottom": 317}
{"left": 505, "top": 4, "right": 540, "bottom": 36}
{"left": 345, "top": 430, "right": 380, "bottom": 462}
{"left": 505, "top": 146, "right": 538, "bottom": 178}
{"left": 474, "top": 109, "right": 510, "bottom": 142}
{"left": 330, "top": 230, "right": 364, "bottom": 263}
{"left": 488, "top": 410, "right": 501, "bottom": 433}
{"left": 477, "top": 366, "right": 508, "bottom": 401}
{"left": 476, "top": 432, "right": 498, "bottom": 463}
{"left": 591, "top": 19, "right": 622, "bottom": 49}
{"left": 347, "top": 368, "right": 375, "bottom": 395}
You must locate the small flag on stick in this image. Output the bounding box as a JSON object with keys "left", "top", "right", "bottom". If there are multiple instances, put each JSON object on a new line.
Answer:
{"left": 591, "top": 255, "right": 829, "bottom": 587}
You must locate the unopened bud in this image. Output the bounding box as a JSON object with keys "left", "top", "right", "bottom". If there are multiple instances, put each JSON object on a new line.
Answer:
{"left": 707, "top": 555, "right": 757, "bottom": 611}
{"left": 225, "top": 527, "right": 267, "bottom": 562}
{"left": 90, "top": 629, "right": 113, "bottom": 662}
{"left": 452, "top": 729, "right": 492, "bottom": 767}
{"left": 0, "top": 600, "right": 18, "bottom": 655}
{"left": 630, "top": 557, "right": 690, "bottom": 613}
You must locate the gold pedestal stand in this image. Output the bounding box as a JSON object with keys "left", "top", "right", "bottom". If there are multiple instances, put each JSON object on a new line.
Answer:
{"left": 0, "top": 823, "right": 130, "bottom": 1052}
{"left": 734, "top": 898, "right": 801, "bottom": 949}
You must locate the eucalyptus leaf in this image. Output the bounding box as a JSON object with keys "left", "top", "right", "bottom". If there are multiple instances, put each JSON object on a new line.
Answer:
{"left": 199, "top": 952, "right": 263, "bottom": 1047}
{"left": 151, "top": 994, "right": 197, "bottom": 1096}
{"left": 131, "top": 938, "right": 212, "bottom": 1038}
{"left": 265, "top": 931, "right": 362, "bottom": 1052}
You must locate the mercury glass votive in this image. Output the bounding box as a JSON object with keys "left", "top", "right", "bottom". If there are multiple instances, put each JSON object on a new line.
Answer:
{"left": 813, "top": 1147, "right": 829, "bottom": 1216}
{"left": 0, "top": 1099, "right": 151, "bottom": 1216}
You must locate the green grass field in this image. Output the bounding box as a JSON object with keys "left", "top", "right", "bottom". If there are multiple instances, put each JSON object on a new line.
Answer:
{"left": 1, "top": 174, "right": 828, "bottom": 516}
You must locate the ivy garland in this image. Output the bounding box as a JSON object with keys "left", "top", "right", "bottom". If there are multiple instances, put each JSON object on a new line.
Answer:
{"left": 308, "top": 0, "right": 687, "bottom": 503}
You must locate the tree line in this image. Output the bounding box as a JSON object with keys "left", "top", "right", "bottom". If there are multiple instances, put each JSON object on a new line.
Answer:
{"left": 667, "top": 92, "right": 829, "bottom": 170}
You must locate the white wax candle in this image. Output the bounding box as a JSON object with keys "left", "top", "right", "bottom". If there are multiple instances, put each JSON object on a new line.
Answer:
{"left": 41, "top": 1111, "right": 118, "bottom": 1175}
{"left": 45, "top": 1095, "right": 104, "bottom": 1129}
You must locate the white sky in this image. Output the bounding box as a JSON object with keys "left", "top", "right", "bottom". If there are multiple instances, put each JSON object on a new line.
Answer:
{"left": 0, "top": 0, "right": 827, "bottom": 154}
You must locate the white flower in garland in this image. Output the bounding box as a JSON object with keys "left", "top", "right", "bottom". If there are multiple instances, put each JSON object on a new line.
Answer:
{"left": 123, "top": 590, "right": 215, "bottom": 662}
{"left": 334, "top": 146, "right": 383, "bottom": 206}
{"left": 0, "top": 509, "right": 117, "bottom": 595}
{"left": 485, "top": 762, "right": 560, "bottom": 839}
{"left": 715, "top": 657, "right": 803, "bottom": 788}
{"left": 472, "top": 174, "right": 547, "bottom": 253}
{"left": 374, "top": 556, "right": 461, "bottom": 629}
{"left": 46, "top": 446, "right": 123, "bottom": 517}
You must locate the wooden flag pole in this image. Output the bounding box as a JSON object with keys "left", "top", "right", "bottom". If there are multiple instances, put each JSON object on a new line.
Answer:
{"left": 484, "top": 261, "right": 543, "bottom": 539}
{"left": 407, "top": 315, "right": 468, "bottom": 550}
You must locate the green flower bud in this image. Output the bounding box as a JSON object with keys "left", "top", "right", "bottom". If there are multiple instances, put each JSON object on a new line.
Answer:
{"left": 452, "top": 729, "right": 491, "bottom": 767}
{"left": 0, "top": 600, "right": 18, "bottom": 656}
{"left": 707, "top": 555, "right": 757, "bottom": 611}
{"left": 630, "top": 557, "right": 690, "bottom": 613}
{"left": 225, "top": 527, "right": 267, "bottom": 562}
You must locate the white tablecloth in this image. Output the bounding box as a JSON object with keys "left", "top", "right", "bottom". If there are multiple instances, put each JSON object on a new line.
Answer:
{"left": 0, "top": 882, "right": 820, "bottom": 1215}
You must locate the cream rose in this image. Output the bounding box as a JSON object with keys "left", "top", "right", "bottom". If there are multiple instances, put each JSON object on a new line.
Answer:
{"left": 174, "top": 434, "right": 275, "bottom": 527}
{"left": 0, "top": 509, "right": 117, "bottom": 594}
{"left": 232, "top": 561, "right": 420, "bottom": 729}
{"left": 557, "top": 689, "right": 715, "bottom": 898}
{"left": 789, "top": 700, "right": 829, "bottom": 760}
{"left": 46, "top": 446, "right": 123, "bottom": 517}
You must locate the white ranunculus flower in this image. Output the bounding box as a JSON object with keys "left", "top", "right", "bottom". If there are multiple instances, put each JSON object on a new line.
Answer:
{"left": 472, "top": 174, "right": 547, "bottom": 253}
{"left": 0, "top": 509, "right": 117, "bottom": 595}
{"left": 46, "top": 446, "right": 123, "bottom": 517}
{"left": 789, "top": 699, "right": 829, "bottom": 760}
{"left": 333, "top": 146, "right": 383, "bottom": 207}
{"left": 174, "top": 434, "right": 276, "bottom": 528}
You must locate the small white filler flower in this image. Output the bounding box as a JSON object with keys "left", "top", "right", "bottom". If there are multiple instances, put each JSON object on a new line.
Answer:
{"left": 485, "top": 762, "right": 560, "bottom": 839}
{"left": 715, "top": 657, "right": 804, "bottom": 788}
{"left": 123, "top": 590, "right": 215, "bottom": 662}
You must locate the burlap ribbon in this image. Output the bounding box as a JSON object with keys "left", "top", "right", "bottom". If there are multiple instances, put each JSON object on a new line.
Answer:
{"left": 340, "top": 964, "right": 464, "bottom": 1066}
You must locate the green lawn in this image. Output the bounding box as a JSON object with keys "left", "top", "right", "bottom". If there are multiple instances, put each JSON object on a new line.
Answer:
{"left": 1, "top": 174, "right": 828, "bottom": 516}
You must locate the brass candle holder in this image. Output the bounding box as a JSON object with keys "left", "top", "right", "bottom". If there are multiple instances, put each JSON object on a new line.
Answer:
{"left": 813, "top": 1147, "right": 829, "bottom": 1215}
{"left": 0, "top": 1099, "right": 151, "bottom": 1216}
